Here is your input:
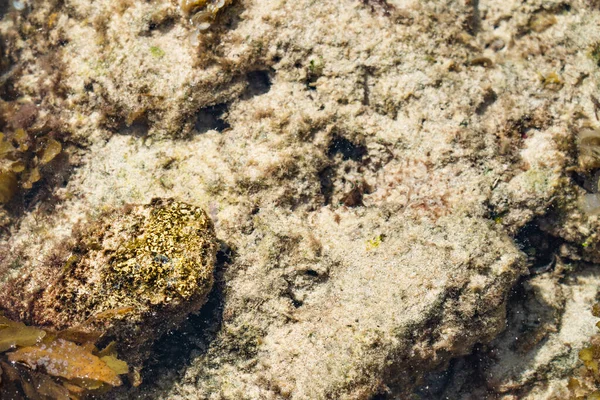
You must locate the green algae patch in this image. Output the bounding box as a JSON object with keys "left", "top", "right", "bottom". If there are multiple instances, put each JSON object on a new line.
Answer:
{"left": 149, "top": 46, "right": 165, "bottom": 58}
{"left": 366, "top": 234, "right": 384, "bottom": 251}
{"left": 104, "top": 199, "right": 216, "bottom": 306}
{"left": 30, "top": 198, "right": 217, "bottom": 323}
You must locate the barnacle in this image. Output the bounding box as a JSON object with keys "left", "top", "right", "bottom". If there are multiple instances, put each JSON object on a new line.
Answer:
{"left": 181, "top": 0, "right": 232, "bottom": 31}
{"left": 0, "top": 314, "right": 128, "bottom": 399}
{"left": 578, "top": 128, "right": 600, "bottom": 171}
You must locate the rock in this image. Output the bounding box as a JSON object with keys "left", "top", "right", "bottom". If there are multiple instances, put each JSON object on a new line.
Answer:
{"left": 0, "top": 198, "right": 218, "bottom": 365}
{"left": 437, "top": 264, "right": 600, "bottom": 400}
{"left": 0, "top": 0, "right": 599, "bottom": 398}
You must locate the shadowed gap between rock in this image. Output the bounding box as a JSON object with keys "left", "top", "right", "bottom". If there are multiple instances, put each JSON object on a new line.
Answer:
{"left": 108, "top": 241, "right": 233, "bottom": 398}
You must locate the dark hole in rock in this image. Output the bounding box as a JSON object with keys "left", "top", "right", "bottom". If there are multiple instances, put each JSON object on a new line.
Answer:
{"left": 143, "top": 16, "right": 175, "bottom": 36}
{"left": 513, "top": 221, "right": 562, "bottom": 274}
{"left": 414, "top": 363, "right": 454, "bottom": 398}
{"left": 0, "top": 77, "right": 20, "bottom": 101}
{"left": 195, "top": 104, "right": 230, "bottom": 133}
{"left": 319, "top": 166, "right": 334, "bottom": 205}
{"left": 246, "top": 70, "right": 272, "bottom": 97}
{"left": 370, "top": 393, "right": 390, "bottom": 400}
{"left": 414, "top": 344, "right": 490, "bottom": 398}
{"left": 291, "top": 298, "right": 303, "bottom": 308}
{"left": 305, "top": 269, "right": 319, "bottom": 277}
{"left": 327, "top": 134, "right": 367, "bottom": 161}
{"left": 0, "top": 1, "right": 9, "bottom": 17}
{"left": 572, "top": 168, "right": 600, "bottom": 193}
{"left": 475, "top": 88, "right": 497, "bottom": 115}
{"left": 121, "top": 117, "right": 150, "bottom": 138}
{"left": 83, "top": 81, "right": 94, "bottom": 92}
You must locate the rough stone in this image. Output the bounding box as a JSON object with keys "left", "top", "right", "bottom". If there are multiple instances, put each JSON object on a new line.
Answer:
{"left": 0, "top": 0, "right": 599, "bottom": 398}
{"left": 0, "top": 198, "right": 218, "bottom": 366}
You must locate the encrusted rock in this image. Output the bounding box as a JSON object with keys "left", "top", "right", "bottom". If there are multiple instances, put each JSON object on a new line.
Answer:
{"left": 1, "top": 198, "right": 218, "bottom": 364}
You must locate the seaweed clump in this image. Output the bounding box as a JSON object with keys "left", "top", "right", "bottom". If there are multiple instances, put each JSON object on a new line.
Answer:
{"left": 0, "top": 127, "right": 62, "bottom": 204}
{"left": 0, "top": 314, "right": 128, "bottom": 399}
{"left": 0, "top": 99, "right": 66, "bottom": 228}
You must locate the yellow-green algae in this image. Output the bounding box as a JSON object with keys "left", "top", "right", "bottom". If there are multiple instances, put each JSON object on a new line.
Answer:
{"left": 104, "top": 198, "right": 216, "bottom": 306}
{"left": 33, "top": 198, "right": 218, "bottom": 327}
{"left": 0, "top": 314, "right": 128, "bottom": 399}
{"left": 0, "top": 129, "right": 62, "bottom": 204}
{"left": 569, "top": 304, "right": 600, "bottom": 399}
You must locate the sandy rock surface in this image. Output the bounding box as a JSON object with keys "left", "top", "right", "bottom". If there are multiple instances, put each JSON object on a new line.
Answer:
{"left": 1, "top": 0, "right": 600, "bottom": 398}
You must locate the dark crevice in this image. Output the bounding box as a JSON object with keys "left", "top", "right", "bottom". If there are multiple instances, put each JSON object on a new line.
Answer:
{"left": 0, "top": 2, "right": 9, "bottom": 17}
{"left": 305, "top": 269, "right": 319, "bottom": 278}
{"left": 123, "top": 241, "right": 232, "bottom": 396}
{"left": 513, "top": 221, "right": 562, "bottom": 274}
{"left": 475, "top": 88, "right": 497, "bottom": 115}
{"left": 245, "top": 70, "right": 273, "bottom": 97}
{"left": 466, "top": 0, "right": 481, "bottom": 35}
{"left": 319, "top": 166, "right": 334, "bottom": 205}
{"left": 195, "top": 103, "right": 230, "bottom": 133}
{"left": 370, "top": 392, "right": 390, "bottom": 400}
{"left": 327, "top": 135, "right": 367, "bottom": 161}
{"left": 362, "top": 67, "right": 371, "bottom": 106}
{"left": 411, "top": 221, "right": 564, "bottom": 399}
{"left": 146, "top": 17, "right": 176, "bottom": 35}
{"left": 120, "top": 116, "right": 151, "bottom": 138}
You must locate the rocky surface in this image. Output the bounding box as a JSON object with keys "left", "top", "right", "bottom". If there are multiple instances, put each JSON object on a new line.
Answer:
{"left": 0, "top": 0, "right": 599, "bottom": 399}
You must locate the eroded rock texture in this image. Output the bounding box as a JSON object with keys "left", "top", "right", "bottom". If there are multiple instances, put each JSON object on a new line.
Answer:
{"left": 1, "top": 0, "right": 600, "bottom": 398}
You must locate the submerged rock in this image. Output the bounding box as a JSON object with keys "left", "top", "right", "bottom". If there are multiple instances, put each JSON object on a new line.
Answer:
{"left": 0, "top": 198, "right": 218, "bottom": 365}
{"left": 2, "top": 0, "right": 600, "bottom": 398}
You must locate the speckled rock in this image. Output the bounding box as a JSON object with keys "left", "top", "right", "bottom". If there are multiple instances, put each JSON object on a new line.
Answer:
{"left": 0, "top": 198, "right": 218, "bottom": 364}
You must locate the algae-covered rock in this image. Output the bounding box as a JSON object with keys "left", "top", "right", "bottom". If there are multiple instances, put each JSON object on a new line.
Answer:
{"left": 1, "top": 0, "right": 600, "bottom": 397}
{"left": 1, "top": 198, "right": 218, "bottom": 365}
